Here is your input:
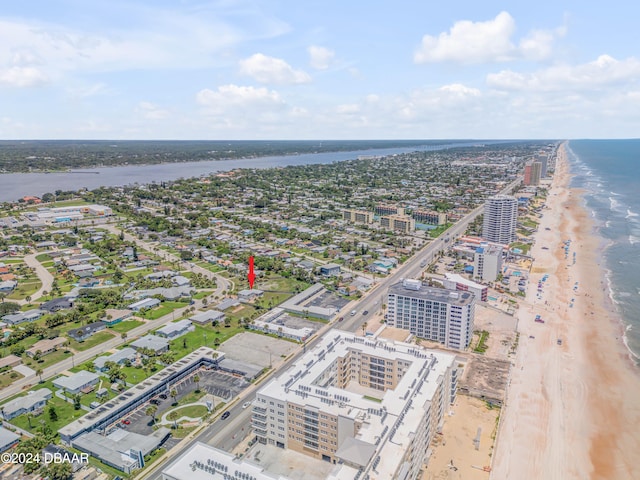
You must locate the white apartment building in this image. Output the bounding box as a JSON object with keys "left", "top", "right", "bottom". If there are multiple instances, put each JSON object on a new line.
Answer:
{"left": 482, "top": 195, "right": 518, "bottom": 244}
{"left": 473, "top": 244, "right": 503, "bottom": 282}
{"left": 386, "top": 279, "right": 475, "bottom": 350}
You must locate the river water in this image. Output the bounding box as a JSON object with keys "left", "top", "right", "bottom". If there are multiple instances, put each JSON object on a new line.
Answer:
{"left": 0, "top": 141, "right": 489, "bottom": 202}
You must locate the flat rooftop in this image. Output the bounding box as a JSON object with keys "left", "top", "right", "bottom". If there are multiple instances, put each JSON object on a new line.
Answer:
{"left": 388, "top": 281, "right": 475, "bottom": 306}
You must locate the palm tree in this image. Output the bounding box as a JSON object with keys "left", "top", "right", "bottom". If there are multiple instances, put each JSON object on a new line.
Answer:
{"left": 193, "top": 374, "right": 200, "bottom": 392}
{"left": 36, "top": 368, "right": 44, "bottom": 383}
{"left": 170, "top": 388, "right": 178, "bottom": 405}
{"left": 121, "top": 332, "right": 128, "bottom": 342}
{"left": 146, "top": 405, "right": 158, "bottom": 425}
{"left": 25, "top": 295, "right": 32, "bottom": 305}
{"left": 168, "top": 410, "right": 179, "bottom": 429}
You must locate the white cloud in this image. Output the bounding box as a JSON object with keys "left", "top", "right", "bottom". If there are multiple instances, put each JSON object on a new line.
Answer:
{"left": 487, "top": 55, "right": 640, "bottom": 91}
{"left": 0, "top": 66, "right": 49, "bottom": 87}
{"left": 414, "top": 11, "right": 562, "bottom": 64}
{"left": 196, "top": 84, "right": 285, "bottom": 115}
{"left": 239, "top": 53, "right": 311, "bottom": 84}
{"left": 308, "top": 46, "right": 335, "bottom": 70}
{"left": 136, "top": 101, "right": 170, "bottom": 120}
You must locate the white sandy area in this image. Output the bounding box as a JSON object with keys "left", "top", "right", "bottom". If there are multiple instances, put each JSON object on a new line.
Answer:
{"left": 491, "top": 143, "right": 640, "bottom": 480}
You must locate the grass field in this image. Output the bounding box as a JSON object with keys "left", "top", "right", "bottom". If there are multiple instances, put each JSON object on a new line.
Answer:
{"left": 108, "top": 319, "right": 144, "bottom": 333}
{"left": 23, "top": 349, "right": 73, "bottom": 371}
{"left": 140, "top": 301, "right": 187, "bottom": 320}
{"left": 66, "top": 331, "right": 116, "bottom": 352}
{"left": 172, "top": 404, "right": 209, "bottom": 419}
{"left": 0, "top": 369, "right": 24, "bottom": 389}
{"left": 167, "top": 324, "right": 242, "bottom": 360}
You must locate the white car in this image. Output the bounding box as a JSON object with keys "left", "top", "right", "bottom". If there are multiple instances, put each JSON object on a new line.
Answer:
{"left": 242, "top": 402, "right": 252, "bottom": 409}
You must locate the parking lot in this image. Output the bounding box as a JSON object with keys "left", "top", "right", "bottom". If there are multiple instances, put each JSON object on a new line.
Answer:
{"left": 218, "top": 332, "right": 298, "bottom": 369}
{"left": 273, "top": 313, "right": 322, "bottom": 333}
{"left": 117, "top": 369, "right": 250, "bottom": 436}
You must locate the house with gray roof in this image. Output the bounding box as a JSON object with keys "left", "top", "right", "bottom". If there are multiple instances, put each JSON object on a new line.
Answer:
{"left": 0, "top": 388, "right": 52, "bottom": 420}
{"left": 68, "top": 321, "right": 106, "bottom": 342}
{"left": 189, "top": 310, "right": 225, "bottom": 325}
{"left": 94, "top": 347, "right": 136, "bottom": 372}
{"left": 156, "top": 319, "right": 194, "bottom": 339}
{"left": 128, "top": 297, "right": 160, "bottom": 311}
{"left": 131, "top": 335, "right": 169, "bottom": 354}
{"left": 53, "top": 371, "right": 100, "bottom": 395}
{"left": 2, "top": 309, "right": 45, "bottom": 325}
{"left": 0, "top": 428, "right": 20, "bottom": 452}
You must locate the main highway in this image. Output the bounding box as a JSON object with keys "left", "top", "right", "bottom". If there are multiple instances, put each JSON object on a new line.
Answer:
{"left": 139, "top": 177, "right": 521, "bottom": 480}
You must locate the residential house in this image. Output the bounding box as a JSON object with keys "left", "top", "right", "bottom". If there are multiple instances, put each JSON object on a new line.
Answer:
{"left": 0, "top": 428, "right": 20, "bottom": 453}
{"left": 102, "top": 309, "right": 133, "bottom": 326}
{"left": 189, "top": 310, "right": 225, "bottom": 326}
{"left": 2, "top": 309, "right": 45, "bottom": 325}
{"left": 131, "top": 335, "right": 169, "bottom": 354}
{"left": 319, "top": 263, "right": 341, "bottom": 276}
{"left": 0, "top": 280, "right": 17, "bottom": 293}
{"left": 94, "top": 347, "right": 137, "bottom": 372}
{"left": 238, "top": 289, "right": 264, "bottom": 302}
{"left": 155, "top": 320, "right": 194, "bottom": 339}
{"left": 25, "top": 337, "right": 66, "bottom": 358}
{"left": 0, "top": 388, "right": 52, "bottom": 420}
{"left": 53, "top": 371, "right": 100, "bottom": 395}
{"left": 68, "top": 321, "right": 107, "bottom": 342}
{"left": 40, "top": 297, "right": 74, "bottom": 312}
{"left": 128, "top": 297, "right": 161, "bottom": 311}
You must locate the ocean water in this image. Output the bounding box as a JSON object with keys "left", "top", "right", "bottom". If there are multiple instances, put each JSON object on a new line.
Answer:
{"left": 566, "top": 139, "right": 640, "bottom": 363}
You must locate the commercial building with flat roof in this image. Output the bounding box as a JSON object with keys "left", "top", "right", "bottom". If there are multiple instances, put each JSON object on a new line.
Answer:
{"left": 156, "top": 319, "right": 195, "bottom": 339}
{"left": 189, "top": 310, "right": 225, "bottom": 325}
{"left": 386, "top": 279, "right": 475, "bottom": 350}
{"left": 131, "top": 335, "right": 169, "bottom": 354}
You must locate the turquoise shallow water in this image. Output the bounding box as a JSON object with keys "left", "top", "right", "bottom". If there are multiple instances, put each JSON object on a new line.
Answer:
{"left": 567, "top": 139, "right": 640, "bottom": 363}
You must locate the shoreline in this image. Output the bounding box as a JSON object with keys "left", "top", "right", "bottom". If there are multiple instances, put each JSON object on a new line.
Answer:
{"left": 491, "top": 142, "right": 640, "bottom": 480}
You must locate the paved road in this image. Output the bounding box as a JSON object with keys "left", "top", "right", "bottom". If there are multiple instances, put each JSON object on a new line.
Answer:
{"left": 138, "top": 178, "right": 522, "bottom": 480}
{"left": 18, "top": 253, "right": 55, "bottom": 304}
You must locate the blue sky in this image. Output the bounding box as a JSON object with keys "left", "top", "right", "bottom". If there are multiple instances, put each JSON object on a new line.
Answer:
{"left": 1, "top": 0, "right": 639, "bottom": 139}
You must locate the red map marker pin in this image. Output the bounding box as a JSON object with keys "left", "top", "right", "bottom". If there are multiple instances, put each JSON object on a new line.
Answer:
{"left": 248, "top": 256, "right": 256, "bottom": 289}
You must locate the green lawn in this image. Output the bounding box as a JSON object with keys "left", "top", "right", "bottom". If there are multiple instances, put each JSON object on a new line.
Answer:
{"left": 23, "top": 349, "right": 73, "bottom": 371}
{"left": 192, "top": 290, "right": 214, "bottom": 300}
{"left": 9, "top": 386, "right": 87, "bottom": 435}
{"left": 121, "top": 365, "right": 154, "bottom": 385}
{"left": 172, "top": 404, "right": 208, "bottom": 419}
{"left": 0, "top": 369, "right": 24, "bottom": 389}
{"left": 36, "top": 253, "right": 52, "bottom": 262}
{"left": 108, "top": 319, "right": 144, "bottom": 333}
{"left": 140, "top": 301, "right": 187, "bottom": 320}
{"left": 66, "top": 331, "right": 116, "bottom": 352}
{"left": 7, "top": 280, "right": 42, "bottom": 300}
{"left": 167, "top": 324, "right": 242, "bottom": 360}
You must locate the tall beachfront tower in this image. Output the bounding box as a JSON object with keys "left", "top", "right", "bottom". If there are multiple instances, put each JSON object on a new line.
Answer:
{"left": 386, "top": 279, "right": 476, "bottom": 350}
{"left": 482, "top": 194, "right": 518, "bottom": 244}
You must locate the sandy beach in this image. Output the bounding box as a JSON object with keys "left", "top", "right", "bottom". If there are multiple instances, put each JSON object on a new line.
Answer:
{"left": 491, "top": 143, "right": 640, "bottom": 480}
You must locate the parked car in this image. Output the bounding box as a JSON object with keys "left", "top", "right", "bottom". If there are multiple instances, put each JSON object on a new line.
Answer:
{"left": 121, "top": 419, "right": 130, "bottom": 425}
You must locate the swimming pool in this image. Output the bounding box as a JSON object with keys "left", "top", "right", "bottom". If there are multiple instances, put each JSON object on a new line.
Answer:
{"left": 488, "top": 296, "right": 498, "bottom": 302}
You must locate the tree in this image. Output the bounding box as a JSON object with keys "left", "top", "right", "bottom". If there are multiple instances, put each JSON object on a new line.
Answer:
{"left": 193, "top": 374, "right": 200, "bottom": 392}
{"left": 48, "top": 405, "right": 58, "bottom": 422}
{"left": 43, "top": 461, "right": 73, "bottom": 480}
{"left": 36, "top": 368, "right": 44, "bottom": 383}
{"left": 146, "top": 405, "right": 158, "bottom": 425}
{"left": 168, "top": 410, "right": 179, "bottom": 429}
{"left": 362, "top": 321, "right": 368, "bottom": 336}
{"left": 170, "top": 388, "right": 178, "bottom": 405}
{"left": 73, "top": 394, "right": 81, "bottom": 410}
{"left": 121, "top": 332, "right": 128, "bottom": 342}
{"left": 25, "top": 295, "right": 32, "bottom": 305}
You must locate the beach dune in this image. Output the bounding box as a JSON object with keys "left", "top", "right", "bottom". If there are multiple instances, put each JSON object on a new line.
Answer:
{"left": 491, "top": 143, "right": 640, "bottom": 480}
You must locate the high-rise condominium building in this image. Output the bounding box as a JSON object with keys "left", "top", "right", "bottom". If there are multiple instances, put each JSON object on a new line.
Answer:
{"left": 386, "top": 279, "right": 476, "bottom": 350}
{"left": 482, "top": 195, "right": 518, "bottom": 244}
